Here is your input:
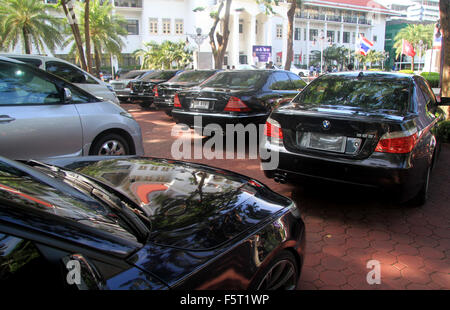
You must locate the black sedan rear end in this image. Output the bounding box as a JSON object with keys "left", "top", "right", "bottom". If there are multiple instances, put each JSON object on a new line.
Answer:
{"left": 261, "top": 72, "right": 443, "bottom": 205}
{"left": 130, "top": 70, "right": 183, "bottom": 109}
{"left": 172, "top": 70, "right": 305, "bottom": 133}
{"left": 154, "top": 70, "right": 219, "bottom": 116}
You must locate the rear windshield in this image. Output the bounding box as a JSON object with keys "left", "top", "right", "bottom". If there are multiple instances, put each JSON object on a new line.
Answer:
{"left": 142, "top": 71, "right": 179, "bottom": 81}
{"left": 293, "top": 75, "right": 412, "bottom": 113}
{"left": 168, "top": 70, "right": 216, "bottom": 83}
{"left": 121, "top": 70, "right": 148, "bottom": 79}
{"left": 201, "top": 71, "right": 268, "bottom": 89}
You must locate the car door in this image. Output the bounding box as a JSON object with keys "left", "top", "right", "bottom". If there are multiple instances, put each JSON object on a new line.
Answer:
{"left": 45, "top": 60, "right": 115, "bottom": 103}
{"left": 0, "top": 60, "right": 83, "bottom": 160}
{"left": 266, "top": 72, "right": 299, "bottom": 108}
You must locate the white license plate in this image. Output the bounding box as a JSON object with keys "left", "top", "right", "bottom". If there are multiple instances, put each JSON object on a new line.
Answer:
{"left": 300, "top": 132, "right": 346, "bottom": 153}
{"left": 191, "top": 100, "right": 210, "bottom": 109}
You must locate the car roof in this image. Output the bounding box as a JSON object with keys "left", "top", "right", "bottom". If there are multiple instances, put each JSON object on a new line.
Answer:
{"left": 0, "top": 55, "right": 25, "bottom": 64}
{"left": 324, "top": 71, "right": 415, "bottom": 80}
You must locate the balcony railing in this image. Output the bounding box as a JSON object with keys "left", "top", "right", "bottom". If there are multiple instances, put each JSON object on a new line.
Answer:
{"left": 295, "top": 13, "right": 370, "bottom": 25}
{"left": 114, "top": 0, "right": 142, "bottom": 8}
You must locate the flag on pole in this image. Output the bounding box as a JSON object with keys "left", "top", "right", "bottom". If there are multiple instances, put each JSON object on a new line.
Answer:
{"left": 401, "top": 39, "right": 416, "bottom": 57}
{"left": 358, "top": 35, "right": 374, "bottom": 56}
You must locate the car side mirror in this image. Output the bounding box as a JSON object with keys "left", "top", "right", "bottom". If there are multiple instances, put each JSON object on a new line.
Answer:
{"left": 63, "top": 88, "right": 72, "bottom": 104}
{"left": 62, "top": 254, "right": 104, "bottom": 290}
{"left": 437, "top": 97, "right": 450, "bottom": 106}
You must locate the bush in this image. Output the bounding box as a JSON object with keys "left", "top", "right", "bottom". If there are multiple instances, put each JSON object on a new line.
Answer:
{"left": 435, "top": 120, "right": 450, "bottom": 143}
{"left": 420, "top": 72, "right": 440, "bottom": 88}
{"left": 398, "top": 69, "right": 414, "bottom": 74}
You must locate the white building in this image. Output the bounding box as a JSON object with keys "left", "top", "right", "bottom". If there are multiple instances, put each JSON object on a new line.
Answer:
{"left": 376, "top": 0, "right": 440, "bottom": 22}
{"left": 25, "top": 0, "right": 397, "bottom": 70}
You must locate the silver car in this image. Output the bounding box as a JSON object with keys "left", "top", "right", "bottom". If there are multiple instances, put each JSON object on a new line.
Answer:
{"left": 0, "top": 53, "right": 120, "bottom": 105}
{"left": 0, "top": 56, "right": 144, "bottom": 160}
{"left": 110, "top": 69, "right": 153, "bottom": 102}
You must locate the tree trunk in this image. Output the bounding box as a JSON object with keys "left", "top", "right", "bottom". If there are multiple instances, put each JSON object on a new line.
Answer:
{"left": 440, "top": 0, "right": 450, "bottom": 119}
{"left": 22, "top": 28, "right": 31, "bottom": 54}
{"left": 209, "top": 0, "right": 232, "bottom": 69}
{"left": 84, "top": 0, "right": 93, "bottom": 74}
{"left": 94, "top": 42, "right": 101, "bottom": 78}
{"left": 284, "top": 0, "right": 297, "bottom": 71}
{"left": 61, "top": 0, "right": 87, "bottom": 71}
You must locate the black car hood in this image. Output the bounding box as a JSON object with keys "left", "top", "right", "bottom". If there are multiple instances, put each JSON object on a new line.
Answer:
{"left": 44, "top": 157, "right": 290, "bottom": 251}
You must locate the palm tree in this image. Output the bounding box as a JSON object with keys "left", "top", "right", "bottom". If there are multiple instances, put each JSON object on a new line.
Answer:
{"left": 393, "top": 24, "right": 433, "bottom": 70}
{"left": 62, "top": 0, "right": 127, "bottom": 76}
{"left": 364, "top": 50, "right": 385, "bottom": 69}
{"left": 134, "top": 40, "right": 192, "bottom": 70}
{"left": 0, "top": 0, "right": 64, "bottom": 54}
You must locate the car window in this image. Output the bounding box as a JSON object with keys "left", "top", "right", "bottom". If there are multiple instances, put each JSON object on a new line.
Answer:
{"left": 269, "top": 72, "right": 295, "bottom": 90}
{"left": 9, "top": 57, "right": 42, "bottom": 68}
{"left": 141, "top": 71, "right": 179, "bottom": 81}
{"left": 168, "top": 70, "right": 216, "bottom": 83}
{"left": 0, "top": 61, "right": 62, "bottom": 105}
{"left": 0, "top": 233, "right": 62, "bottom": 289}
{"left": 201, "top": 71, "right": 268, "bottom": 89}
{"left": 293, "top": 75, "right": 411, "bottom": 113}
{"left": 288, "top": 72, "right": 307, "bottom": 90}
{"left": 46, "top": 61, "right": 97, "bottom": 85}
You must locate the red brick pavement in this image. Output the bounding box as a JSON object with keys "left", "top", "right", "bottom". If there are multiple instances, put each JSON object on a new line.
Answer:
{"left": 124, "top": 104, "right": 450, "bottom": 290}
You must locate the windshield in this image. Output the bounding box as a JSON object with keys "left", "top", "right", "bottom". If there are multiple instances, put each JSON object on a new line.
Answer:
{"left": 0, "top": 160, "right": 145, "bottom": 242}
{"left": 293, "top": 75, "right": 412, "bottom": 113}
{"left": 168, "top": 70, "right": 216, "bottom": 84}
{"left": 201, "top": 71, "right": 268, "bottom": 90}
{"left": 142, "top": 71, "right": 179, "bottom": 81}
{"left": 121, "top": 70, "right": 148, "bottom": 79}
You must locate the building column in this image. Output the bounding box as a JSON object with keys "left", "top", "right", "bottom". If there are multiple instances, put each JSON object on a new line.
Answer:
{"left": 306, "top": 20, "right": 310, "bottom": 68}
{"left": 233, "top": 13, "right": 240, "bottom": 66}
{"left": 282, "top": 18, "right": 289, "bottom": 66}
{"left": 340, "top": 22, "right": 344, "bottom": 45}
{"left": 248, "top": 15, "right": 256, "bottom": 65}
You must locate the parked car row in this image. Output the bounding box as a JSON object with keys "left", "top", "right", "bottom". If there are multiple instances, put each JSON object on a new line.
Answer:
{"left": 0, "top": 55, "right": 306, "bottom": 290}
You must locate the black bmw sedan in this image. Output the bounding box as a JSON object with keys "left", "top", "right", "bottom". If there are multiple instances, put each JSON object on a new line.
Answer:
{"left": 0, "top": 155, "right": 305, "bottom": 290}
{"left": 130, "top": 70, "right": 183, "bottom": 109}
{"left": 154, "top": 70, "right": 220, "bottom": 116}
{"left": 261, "top": 72, "right": 445, "bottom": 205}
{"left": 171, "top": 70, "right": 306, "bottom": 132}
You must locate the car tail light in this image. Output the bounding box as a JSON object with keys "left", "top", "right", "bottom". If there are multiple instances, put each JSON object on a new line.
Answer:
{"left": 264, "top": 117, "right": 284, "bottom": 145}
{"left": 375, "top": 129, "right": 418, "bottom": 154}
{"left": 174, "top": 93, "right": 182, "bottom": 108}
{"left": 153, "top": 86, "right": 159, "bottom": 97}
{"left": 224, "top": 96, "right": 251, "bottom": 112}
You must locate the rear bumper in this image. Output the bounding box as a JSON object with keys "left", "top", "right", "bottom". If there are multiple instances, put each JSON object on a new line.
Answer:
{"left": 172, "top": 110, "right": 269, "bottom": 130}
{"left": 154, "top": 98, "right": 174, "bottom": 112}
{"left": 129, "top": 93, "right": 154, "bottom": 104}
{"left": 261, "top": 142, "right": 425, "bottom": 202}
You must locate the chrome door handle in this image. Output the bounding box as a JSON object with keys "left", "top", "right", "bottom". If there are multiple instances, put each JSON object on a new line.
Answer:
{"left": 0, "top": 115, "right": 16, "bottom": 123}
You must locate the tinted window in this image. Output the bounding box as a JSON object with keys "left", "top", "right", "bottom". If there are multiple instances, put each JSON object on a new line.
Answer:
{"left": 293, "top": 75, "right": 411, "bottom": 113}
{"left": 288, "top": 72, "right": 307, "bottom": 89}
{"left": 201, "top": 71, "right": 268, "bottom": 89}
{"left": 269, "top": 72, "right": 294, "bottom": 90}
{"left": 168, "top": 70, "right": 216, "bottom": 84}
{"left": 121, "top": 70, "right": 148, "bottom": 79}
{"left": 0, "top": 160, "right": 138, "bottom": 242}
{"left": 0, "top": 233, "right": 61, "bottom": 289}
{"left": 142, "top": 71, "right": 179, "bottom": 81}
{"left": 46, "top": 61, "right": 97, "bottom": 84}
{"left": 9, "top": 57, "right": 42, "bottom": 67}
{"left": 0, "top": 61, "right": 62, "bottom": 105}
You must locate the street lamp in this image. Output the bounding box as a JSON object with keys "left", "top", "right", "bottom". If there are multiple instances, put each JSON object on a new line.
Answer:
{"left": 312, "top": 30, "right": 331, "bottom": 74}
{"left": 186, "top": 28, "right": 208, "bottom": 69}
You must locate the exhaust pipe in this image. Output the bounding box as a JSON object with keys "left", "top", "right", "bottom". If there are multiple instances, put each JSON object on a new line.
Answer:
{"left": 273, "top": 172, "right": 287, "bottom": 184}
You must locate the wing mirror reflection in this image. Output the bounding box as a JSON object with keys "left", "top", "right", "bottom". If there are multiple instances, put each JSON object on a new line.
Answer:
{"left": 63, "top": 88, "right": 72, "bottom": 104}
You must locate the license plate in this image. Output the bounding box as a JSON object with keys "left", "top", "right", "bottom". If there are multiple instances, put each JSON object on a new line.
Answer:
{"left": 299, "top": 132, "right": 346, "bottom": 153}
{"left": 138, "top": 93, "right": 144, "bottom": 96}
{"left": 191, "top": 100, "right": 210, "bottom": 109}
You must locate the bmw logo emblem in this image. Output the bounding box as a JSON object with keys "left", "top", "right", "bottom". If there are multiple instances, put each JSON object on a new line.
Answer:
{"left": 322, "top": 120, "right": 331, "bottom": 130}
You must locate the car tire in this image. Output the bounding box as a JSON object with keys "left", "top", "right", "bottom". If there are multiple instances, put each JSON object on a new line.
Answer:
{"left": 249, "top": 251, "right": 299, "bottom": 290}
{"left": 89, "top": 133, "right": 130, "bottom": 156}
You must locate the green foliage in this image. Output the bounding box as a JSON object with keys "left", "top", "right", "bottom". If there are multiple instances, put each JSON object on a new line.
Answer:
{"left": 398, "top": 69, "right": 414, "bottom": 74}
{"left": 134, "top": 40, "right": 193, "bottom": 70}
{"left": 434, "top": 121, "right": 450, "bottom": 143}
{"left": 0, "top": 0, "right": 64, "bottom": 53}
{"left": 420, "top": 72, "right": 440, "bottom": 88}
{"left": 393, "top": 24, "right": 434, "bottom": 58}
